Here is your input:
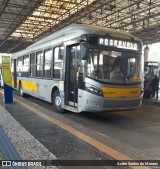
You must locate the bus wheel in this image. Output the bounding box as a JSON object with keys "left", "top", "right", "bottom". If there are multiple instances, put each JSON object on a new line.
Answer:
{"left": 52, "top": 90, "right": 64, "bottom": 113}
{"left": 19, "top": 83, "right": 25, "bottom": 97}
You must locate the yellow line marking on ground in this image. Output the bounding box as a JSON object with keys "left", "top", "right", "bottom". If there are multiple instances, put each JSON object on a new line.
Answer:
{"left": 0, "top": 90, "right": 150, "bottom": 169}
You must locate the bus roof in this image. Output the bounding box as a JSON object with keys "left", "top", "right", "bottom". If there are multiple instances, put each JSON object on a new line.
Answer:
{"left": 12, "top": 24, "right": 141, "bottom": 58}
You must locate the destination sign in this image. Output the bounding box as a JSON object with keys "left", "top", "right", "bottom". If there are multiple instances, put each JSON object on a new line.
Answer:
{"left": 99, "top": 38, "right": 138, "bottom": 50}
{"left": 147, "top": 62, "right": 158, "bottom": 66}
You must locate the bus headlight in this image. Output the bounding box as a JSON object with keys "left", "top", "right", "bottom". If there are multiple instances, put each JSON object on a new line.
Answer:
{"left": 85, "top": 83, "right": 103, "bottom": 97}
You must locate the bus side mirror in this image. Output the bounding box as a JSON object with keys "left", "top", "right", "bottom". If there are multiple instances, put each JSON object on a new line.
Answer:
{"left": 80, "top": 43, "right": 88, "bottom": 60}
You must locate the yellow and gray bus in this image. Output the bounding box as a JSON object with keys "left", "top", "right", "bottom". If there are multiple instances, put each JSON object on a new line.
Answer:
{"left": 11, "top": 24, "right": 143, "bottom": 113}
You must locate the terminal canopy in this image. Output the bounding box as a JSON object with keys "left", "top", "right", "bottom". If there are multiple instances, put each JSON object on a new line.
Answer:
{"left": 0, "top": 0, "right": 160, "bottom": 53}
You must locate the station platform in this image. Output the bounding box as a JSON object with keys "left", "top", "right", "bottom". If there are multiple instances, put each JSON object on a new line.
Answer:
{"left": 0, "top": 89, "right": 160, "bottom": 169}
{"left": 0, "top": 91, "right": 117, "bottom": 169}
{"left": 0, "top": 103, "right": 57, "bottom": 169}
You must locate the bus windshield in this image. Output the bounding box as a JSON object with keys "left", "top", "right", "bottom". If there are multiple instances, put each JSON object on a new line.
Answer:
{"left": 86, "top": 49, "right": 142, "bottom": 84}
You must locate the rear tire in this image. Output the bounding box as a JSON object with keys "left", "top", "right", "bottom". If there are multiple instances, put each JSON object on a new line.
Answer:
{"left": 52, "top": 90, "right": 64, "bottom": 113}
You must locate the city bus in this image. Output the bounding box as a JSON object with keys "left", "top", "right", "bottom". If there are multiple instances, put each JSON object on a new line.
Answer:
{"left": 143, "top": 61, "right": 160, "bottom": 98}
{"left": 144, "top": 61, "right": 160, "bottom": 77}
{"left": 11, "top": 24, "right": 143, "bottom": 113}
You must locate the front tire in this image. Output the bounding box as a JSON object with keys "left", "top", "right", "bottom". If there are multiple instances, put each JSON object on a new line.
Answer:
{"left": 19, "top": 83, "right": 25, "bottom": 97}
{"left": 52, "top": 90, "right": 64, "bottom": 113}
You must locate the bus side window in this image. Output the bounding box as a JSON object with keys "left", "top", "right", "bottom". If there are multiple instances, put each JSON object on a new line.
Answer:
{"left": 44, "top": 48, "right": 52, "bottom": 78}
{"left": 17, "top": 56, "right": 23, "bottom": 75}
{"left": 30, "top": 53, "right": 36, "bottom": 77}
{"left": 53, "top": 46, "right": 64, "bottom": 79}
{"left": 23, "top": 54, "right": 29, "bottom": 77}
{"left": 36, "top": 51, "right": 43, "bottom": 78}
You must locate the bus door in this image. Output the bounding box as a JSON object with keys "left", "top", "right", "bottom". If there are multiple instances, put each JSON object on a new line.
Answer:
{"left": 65, "top": 44, "right": 80, "bottom": 107}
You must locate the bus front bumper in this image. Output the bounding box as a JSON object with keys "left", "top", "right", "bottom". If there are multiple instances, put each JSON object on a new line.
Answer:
{"left": 81, "top": 92, "right": 143, "bottom": 112}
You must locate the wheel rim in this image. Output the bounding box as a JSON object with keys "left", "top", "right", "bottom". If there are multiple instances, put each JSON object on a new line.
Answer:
{"left": 55, "top": 96, "right": 61, "bottom": 107}
{"left": 20, "top": 86, "right": 23, "bottom": 95}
